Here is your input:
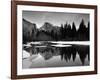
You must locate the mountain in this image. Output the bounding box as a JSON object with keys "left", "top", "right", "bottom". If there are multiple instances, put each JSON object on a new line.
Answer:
{"left": 40, "top": 22, "right": 60, "bottom": 34}
{"left": 23, "top": 18, "right": 37, "bottom": 43}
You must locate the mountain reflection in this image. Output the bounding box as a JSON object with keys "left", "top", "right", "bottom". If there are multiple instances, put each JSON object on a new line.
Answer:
{"left": 23, "top": 43, "right": 89, "bottom": 66}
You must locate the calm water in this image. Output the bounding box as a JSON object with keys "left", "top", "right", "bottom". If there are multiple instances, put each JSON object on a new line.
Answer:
{"left": 22, "top": 42, "right": 90, "bottom": 69}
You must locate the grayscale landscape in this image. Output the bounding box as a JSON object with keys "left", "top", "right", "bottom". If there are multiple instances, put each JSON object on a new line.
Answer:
{"left": 22, "top": 11, "right": 90, "bottom": 69}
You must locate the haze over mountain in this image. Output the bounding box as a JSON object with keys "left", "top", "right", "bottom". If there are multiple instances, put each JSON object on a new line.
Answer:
{"left": 23, "top": 11, "right": 89, "bottom": 29}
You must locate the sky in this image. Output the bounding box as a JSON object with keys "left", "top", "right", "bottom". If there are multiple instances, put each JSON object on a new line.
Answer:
{"left": 22, "top": 11, "right": 89, "bottom": 29}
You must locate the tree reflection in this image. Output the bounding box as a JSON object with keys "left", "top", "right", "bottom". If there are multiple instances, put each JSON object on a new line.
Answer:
{"left": 60, "top": 45, "right": 89, "bottom": 65}
{"left": 77, "top": 45, "right": 90, "bottom": 65}
{"left": 23, "top": 44, "right": 90, "bottom": 66}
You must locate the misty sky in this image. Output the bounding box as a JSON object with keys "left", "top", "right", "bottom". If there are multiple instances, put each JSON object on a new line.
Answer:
{"left": 22, "top": 11, "right": 89, "bottom": 29}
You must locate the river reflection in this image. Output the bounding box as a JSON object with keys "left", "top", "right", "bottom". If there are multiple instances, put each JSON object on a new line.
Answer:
{"left": 23, "top": 42, "right": 90, "bottom": 68}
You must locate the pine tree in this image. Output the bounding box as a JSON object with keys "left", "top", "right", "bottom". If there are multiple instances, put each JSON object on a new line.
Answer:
{"left": 60, "top": 24, "right": 64, "bottom": 40}
{"left": 72, "top": 22, "right": 76, "bottom": 40}
{"left": 78, "top": 19, "right": 87, "bottom": 33}
{"left": 78, "top": 19, "right": 87, "bottom": 40}
{"left": 87, "top": 22, "right": 90, "bottom": 40}
{"left": 67, "top": 24, "right": 72, "bottom": 38}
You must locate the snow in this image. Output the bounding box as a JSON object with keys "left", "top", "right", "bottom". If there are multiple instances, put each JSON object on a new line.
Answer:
{"left": 22, "top": 50, "right": 30, "bottom": 59}
{"left": 30, "top": 42, "right": 41, "bottom": 44}
{"left": 51, "top": 44, "right": 72, "bottom": 47}
{"left": 23, "top": 44, "right": 31, "bottom": 48}
{"left": 50, "top": 41, "right": 90, "bottom": 45}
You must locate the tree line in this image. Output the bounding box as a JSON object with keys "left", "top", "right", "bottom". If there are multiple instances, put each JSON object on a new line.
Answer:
{"left": 36, "top": 19, "right": 90, "bottom": 41}
{"left": 23, "top": 19, "right": 90, "bottom": 43}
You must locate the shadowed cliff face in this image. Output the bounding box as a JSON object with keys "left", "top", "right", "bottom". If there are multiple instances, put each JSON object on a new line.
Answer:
{"left": 23, "top": 19, "right": 38, "bottom": 43}
{"left": 23, "top": 42, "right": 90, "bottom": 68}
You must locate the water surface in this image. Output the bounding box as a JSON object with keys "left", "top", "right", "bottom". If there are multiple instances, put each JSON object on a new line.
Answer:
{"left": 22, "top": 42, "right": 90, "bottom": 69}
